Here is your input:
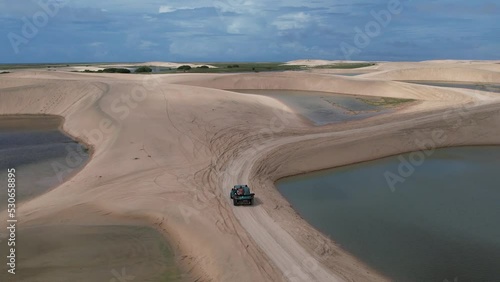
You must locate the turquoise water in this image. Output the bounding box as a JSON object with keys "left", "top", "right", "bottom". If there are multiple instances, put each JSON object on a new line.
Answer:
{"left": 277, "top": 147, "right": 500, "bottom": 281}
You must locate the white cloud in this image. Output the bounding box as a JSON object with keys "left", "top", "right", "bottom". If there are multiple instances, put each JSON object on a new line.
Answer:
{"left": 227, "top": 21, "right": 242, "bottom": 34}
{"left": 272, "top": 12, "right": 311, "bottom": 30}
{"left": 225, "top": 17, "right": 263, "bottom": 34}
{"left": 3, "top": 0, "right": 496, "bottom": 62}
{"left": 213, "top": 0, "right": 256, "bottom": 14}
{"left": 159, "top": 5, "right": 176, "bottom": 14}
{"left": 158, "top": 4, "right": 210, "bottom": 14}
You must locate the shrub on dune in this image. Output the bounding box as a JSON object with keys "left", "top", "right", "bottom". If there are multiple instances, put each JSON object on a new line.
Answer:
{"left": 102, "top": 68, "right": 131, "bottom": 73}
{"left": 177, "top": 65, "right": 192, "bottom": 71}
{"left": 135, "top": 66, "right": 153, "bottom": 73}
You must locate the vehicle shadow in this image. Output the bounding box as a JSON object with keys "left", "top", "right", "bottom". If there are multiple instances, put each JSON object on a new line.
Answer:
{"left": 251, "top": 197, "right": 263, "bottom": 207}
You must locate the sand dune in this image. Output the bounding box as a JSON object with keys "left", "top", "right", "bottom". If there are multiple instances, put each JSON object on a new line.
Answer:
{"left": 361, "top": 66, "right": 500, "bottom": 82}
{"left": 1, "top": 61, "right": 499, "bottom": 281}
{"left": 284, "top": 59, "right": 372, "bottom": 67}
{"left": 175, "top": 71, "right": 497, "bottom": 104}
{"left": 97, "top": 62, "right": 217, "bottom": 69}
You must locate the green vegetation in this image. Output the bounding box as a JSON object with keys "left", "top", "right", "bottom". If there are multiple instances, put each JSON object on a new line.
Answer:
{"left": 102, "top": 68, "right": 131, "bottom": 73}
{"left": 0, "top": 62, "right": 377, "bottom": 74}
{"left": 0, "top": 63, "right": 111, "bottom": 70}
{"left": 78, "top": 68, "right": 131, "bottom": 74}
{"left": 178, "top": 62, "right": 304, "bottom": 73}
{"left": 177, "top": 65, "right": 192, "bottom": 71}
{"left": 358, "top": 97, "right": 415, "bottom": 107}
{"left": 313, "top": 63, "right": 376, "bottom": 69}
{"left": 134, "top": 66, "right": 153, "bottom": 73}
{"left": 164, "top": 62, "right": 376, "bottom": 74}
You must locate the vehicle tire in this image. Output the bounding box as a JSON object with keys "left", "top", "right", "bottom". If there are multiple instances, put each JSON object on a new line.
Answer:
{"left": 233, "top": 199, "right": 238, "bottom": 206}
{"left": 249, "top": 199, "right": 253, "bottom": 205}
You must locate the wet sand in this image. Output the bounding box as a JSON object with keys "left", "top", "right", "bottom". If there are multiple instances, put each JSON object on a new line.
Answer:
{"left": 232, "top": 89, "right": 412, "bottom": 125}
{"left": 0, "top": 115, "right": 63, "bottom": 131}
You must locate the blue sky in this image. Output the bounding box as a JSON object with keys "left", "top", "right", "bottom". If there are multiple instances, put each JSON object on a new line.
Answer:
{"left": 1, "top": 0, "right": 499, "bottom": 63}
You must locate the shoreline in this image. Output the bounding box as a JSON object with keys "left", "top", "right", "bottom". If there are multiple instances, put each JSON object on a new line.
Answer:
{"left": 0, "top": 115, "right": 92, "bottom": 206}
{"left": 0, "top": 113, "right": 95, "bottom": 193}
{"left": 276, "top": 145, "right": 500, "bottom": 281}
{"left": 0, "top": 114, "right": 195, "bottom": 281}
{"left": 0, "top": 61, "right": 499, "bottom": 281}
{"left": 249, "top": 101, "right": 500, "bottom": 281}
{"left": 273, "top": 142, "right": 500, "bottom": 183}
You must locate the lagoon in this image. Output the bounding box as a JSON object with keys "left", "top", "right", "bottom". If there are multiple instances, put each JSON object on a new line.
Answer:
{"left": 277, "top": 146, "right": 500, "bottom": 281}
{"left": 233, "top": 90, "right": 412, "bottom": 125}
{"left": 0, "top": 116, "right": 89, "bottom": 210}
{"left": 0, "top": 116, "right": 185, "bottom": 281}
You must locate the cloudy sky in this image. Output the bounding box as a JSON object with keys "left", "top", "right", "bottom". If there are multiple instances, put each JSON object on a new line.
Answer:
{"left": 1, "top": 0, "right": 499, "bottom": 63}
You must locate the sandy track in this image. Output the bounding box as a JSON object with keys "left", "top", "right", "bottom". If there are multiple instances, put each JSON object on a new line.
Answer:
{"left": 218, "top": 100, "right": 500, "bottom": 281}
{"left": 223, "top": 135, "right": 344, "bottom": 281}
{"left": 1, "top": 62, "right": 499, "bottom": 281}
{"left": 177, "top": 65, "right": 500, "bottom": 281}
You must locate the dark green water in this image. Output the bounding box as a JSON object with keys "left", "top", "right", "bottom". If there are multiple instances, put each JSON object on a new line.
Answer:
{"left": 277, "top": 147, "right": 500, "bottom": 282}
{"left": 0, "top": 116, "right": 185, "bottom": 281}
{"left": 0, "top": 225, "right": 185, "bottom": 281}
{"left": 233, "top": 90, "right": 405, "bottom": 125}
